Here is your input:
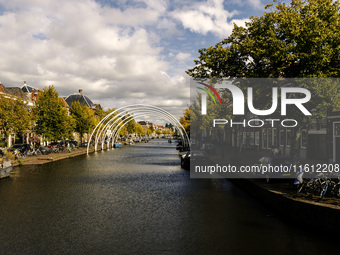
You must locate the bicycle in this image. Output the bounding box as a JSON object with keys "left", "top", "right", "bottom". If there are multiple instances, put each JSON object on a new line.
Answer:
{"left": 294, "top": 171, "right": 330, "bottom": 199}
{"left": 327, "top": 177, "right": 340, "bottom": 198}
{"left": 305, "top": 174, "right": 329, "bottom": 199}
{"left": 14, "top": 149, "right": 26, "bottom": 159}
{"left": 25, "top": 148, "right": 42, "bottom": 157}
{"left": 51, "top": 147, "right": 60, "bottom": 153}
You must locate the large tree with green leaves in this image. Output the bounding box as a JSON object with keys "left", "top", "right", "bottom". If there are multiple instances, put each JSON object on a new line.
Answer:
{"left": 34, "top": 86, "right": 75, "bottom": 141}
{"left": 126, "top": 118, "right": 136, "bottom": 134}
{"left": 188, "top": 0, "right": 340, "bottom": 79}
{"left": 135, "top": 123, "right": 144, "bottom": 136}
{"left": 180, "top": 108, "right": 191, "bottom": 134}
{"left": 70, "top": 101, "right": 97, "bottom": 143}
{"left": 187, "top": 0, "right": 340, "bottom": 113}
{"left": 0, "top": 94, "right": 32, "bottom": 146}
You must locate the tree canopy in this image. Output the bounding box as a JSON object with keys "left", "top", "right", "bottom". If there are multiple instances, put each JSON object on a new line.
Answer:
{"left": 135, "top": 123, "right": 144, "bottom": 136}
{"left": 180, "top": 108, "right": 190, "bottom": 134}
{"left": 0, "top": 94, "right": 32, "bottom": 145}
{"left": 34, "top": 85, "right": 74, "bottom": 141}
{"left": 70, "top": 101, "right": 97, "bottom": 142}
{"left": 187, "top": 0, "right": 340, "bottom": 79}
{"left": 188, "top": 0, "right": 340, "bottom": 119}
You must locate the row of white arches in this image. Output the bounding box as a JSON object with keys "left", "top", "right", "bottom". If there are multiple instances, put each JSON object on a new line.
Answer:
{"left": 87, "top": 105, "right": 190, "bottom": 154}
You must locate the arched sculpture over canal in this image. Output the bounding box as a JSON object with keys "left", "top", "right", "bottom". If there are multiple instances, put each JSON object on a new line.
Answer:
{"left": 87, "top": 104, "right": 190, "bottom": 154}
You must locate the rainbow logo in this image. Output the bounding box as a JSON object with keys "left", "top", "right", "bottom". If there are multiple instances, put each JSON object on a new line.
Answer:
{"left": 197, "top": 82, "right": 222, "bottom": 106}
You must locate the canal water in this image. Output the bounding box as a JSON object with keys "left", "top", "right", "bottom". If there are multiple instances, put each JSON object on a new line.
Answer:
{"left": 0, "top": 139, "right": 337, "bottom": 254}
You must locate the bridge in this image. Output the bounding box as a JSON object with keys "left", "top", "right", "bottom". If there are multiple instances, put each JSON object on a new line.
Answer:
{"left": 87, "top": 104, "right": 190, "bottom": 154}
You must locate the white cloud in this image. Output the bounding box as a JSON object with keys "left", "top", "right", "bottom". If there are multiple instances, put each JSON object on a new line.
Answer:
{"left": 0, "top": 0, "right": 265, "bottom": 119}
{"left": 175, "top": 52, "right": 191, "bottom": 62}
{"left": 231, "top": 0, "right": 264, "bottom": 9}
{"left": 172, "top": 0, "right": 249, "bottom": 37}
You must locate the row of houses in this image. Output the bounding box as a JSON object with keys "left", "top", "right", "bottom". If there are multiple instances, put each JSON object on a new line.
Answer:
{"left": 0, "top": 81, "right": 101, "bottom": 147}
{"left": 137, "top": 121, "right": 170, "bottom": 136}
{"left": 0, "top": 81, "right": 171, "bottom": 147}
{"left": 205, "top": 112, "right": 340, "bottom": 163}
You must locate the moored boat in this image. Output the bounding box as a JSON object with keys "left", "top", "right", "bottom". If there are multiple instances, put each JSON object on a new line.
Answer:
{"left": 114, "top": 143, "right": 123, "bottom": 148}
{"left": 0, "top": 160, "right": 13, "bottom": 179}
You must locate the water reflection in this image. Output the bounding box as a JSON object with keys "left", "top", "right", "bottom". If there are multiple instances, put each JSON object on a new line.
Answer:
{"left": 0, "top": 140, "right": 337, "bottom": 254}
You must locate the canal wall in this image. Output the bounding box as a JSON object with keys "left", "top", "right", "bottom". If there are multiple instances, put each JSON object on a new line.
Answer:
{"left": 231, "top": 179, "right": 340, "bottom": 231}
{"left": 12, "top": 147, "right": 96, "bottom": 167}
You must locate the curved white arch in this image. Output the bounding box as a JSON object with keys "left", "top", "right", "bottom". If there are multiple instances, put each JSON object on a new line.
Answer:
{"left": 87, "top": 104, "right": 190, "bottom": 154}
{"left": 95, "top": 108, "right": 187, "bottom": 150}
{"left": 108, "top": 111, "right": 187, "bottom": 148}
{"left": 93, "top": 105, "right": 187, "bottom": 147}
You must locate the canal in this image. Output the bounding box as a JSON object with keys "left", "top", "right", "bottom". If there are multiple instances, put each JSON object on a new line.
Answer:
{"left": 0, "top": 139, "right": 337, "bottom": 254}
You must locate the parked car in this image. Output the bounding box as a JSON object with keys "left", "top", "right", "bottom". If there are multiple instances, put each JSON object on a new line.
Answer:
{"left": 9, "top": 144, "right": 31, "bottom": 153}
{"left": 38, "top": 146, "right": 51, "bottom": 155}
{"left": 47, "top": 142, "right": 61, "bottom": 148}
{"left": 64, "top": 140, "right": 78, "bottom": 148}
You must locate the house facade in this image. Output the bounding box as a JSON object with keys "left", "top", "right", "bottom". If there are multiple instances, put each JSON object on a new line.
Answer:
{"left": 213, "top": 112, "right": 339, "bottom": 163}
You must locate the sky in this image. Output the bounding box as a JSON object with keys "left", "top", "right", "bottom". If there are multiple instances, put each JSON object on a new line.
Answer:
{"left": 0, "top": 0, "right": 272, "bottom": 123}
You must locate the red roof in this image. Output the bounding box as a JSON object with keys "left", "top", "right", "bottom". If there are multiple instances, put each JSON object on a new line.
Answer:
{"left": 59, "top": 97, "right": 69, "bottom": 107}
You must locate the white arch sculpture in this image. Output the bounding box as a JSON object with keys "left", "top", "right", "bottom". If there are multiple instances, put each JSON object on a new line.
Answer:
{"left": 87, "top": 104, "right": 190, "bottom": 154}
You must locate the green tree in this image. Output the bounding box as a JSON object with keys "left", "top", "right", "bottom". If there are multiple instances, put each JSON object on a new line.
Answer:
{"left": 93, "top": 105, "right": 104, "bottom": 120}
{"left": 165, "top": 123, "right": 174, "bottom": 131}
{"left": 119, "top": 125, "right": 128, "bottom": 137}
{"left": 126, "top": 118, "right": 136, "bottom": 134}
{"left": 162, "top": 129, "right": 170, "bottom": 135}
{"left": 70, "top": 101, "right": 97, "bottom": 143}
{"left": 188, "top": 0, "right": 340, "bottom": 79}
{"left": 187, "top": 0, "right": 340, "bottom": 114}
{"left": 146, "top": 127, "right": 153, "bottom": 136}
{"left": 0, "top": 94, "right": 32, "bottom": 146}
{"left": 103, "top": 108, "right": 116, "bottom": 117}
{"left": 135, "top": 123, "right": 144, "bottom": 136}
{"left": 34, "top": 86, "right": 75, "bottom": 141}
{"left": 180, "top": 108, "right": 191, "bottom": 134}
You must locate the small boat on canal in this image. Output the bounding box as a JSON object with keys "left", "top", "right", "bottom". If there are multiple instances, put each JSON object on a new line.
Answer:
{"left": 114, "top": 143, "right": 123, "bottom": 148}
{"left": 0, "top": 160, "right": 13, "bottom": 179}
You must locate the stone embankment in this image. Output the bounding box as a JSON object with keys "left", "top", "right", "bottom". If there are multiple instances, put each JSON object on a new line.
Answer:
{"left": 231, "top": 179, "right": 340, "bottom": 231}
{"left": 11, "top": 147, "right": 96, "bottom": 167}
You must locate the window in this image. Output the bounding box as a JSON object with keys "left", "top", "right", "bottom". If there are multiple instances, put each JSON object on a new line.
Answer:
{"left": 250, "top": 132, "right": 254, "bottom": 146}
{"left": 335, "top": 123, "right": 340, "bottom": 136}
{"left": 255, "top": 132, "right": 259, "bottom": 146}
{"left": 273, "top": 128, "right": 277, "bottom": 147}
{"left": 280, "top": 129, "right": 284, "bottom": 146}
{"left": 286, "top": 129, "right": 291, "bottom": 147}
{"left": 262, "top": 129, "right": 267, "bottom": 148}
{"left": 268, "top": 128, "right": 272, "bottom": 147}
{"left": 309, "top": 123, "right": 316, "bottom": 130}
{"left": 301, "top": 130, "right": 307, "bottom": 148}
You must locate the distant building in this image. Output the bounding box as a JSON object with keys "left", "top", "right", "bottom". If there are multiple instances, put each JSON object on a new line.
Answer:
{"left": 0, "top": 81, "right": 40, "bottom": 146}
{"left": 59, "top": 97, "right": 70, "bottom": 115}
{"left": 2, "top": 85, "right": 26, "bottom": 100}
{"left": 138, "top": 121, "right": 153, "bottom": 128}
{"left": 64, "top": 89, "right": 95, "bottom": 108}
{"left": 0, "top": 81, "right": 40, "bottom": 107}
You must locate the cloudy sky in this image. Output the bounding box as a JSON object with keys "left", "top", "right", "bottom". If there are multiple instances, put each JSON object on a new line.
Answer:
{"left": 0, "top": 0, "right": 271, "bottom": 122}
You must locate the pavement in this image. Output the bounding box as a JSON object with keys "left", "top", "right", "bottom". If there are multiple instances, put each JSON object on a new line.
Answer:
{"left": 12, "top": 147, "right": 96, "bottom": 167}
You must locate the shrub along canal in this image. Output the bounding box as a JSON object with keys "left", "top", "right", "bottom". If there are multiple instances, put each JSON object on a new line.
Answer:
{"left": 0, "top": 139, "right": 338, "bottom": 254}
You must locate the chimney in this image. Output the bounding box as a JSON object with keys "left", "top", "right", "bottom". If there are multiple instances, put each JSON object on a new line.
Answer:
{"left": 79, "top": 89, "right": 83, "bottom": 94}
